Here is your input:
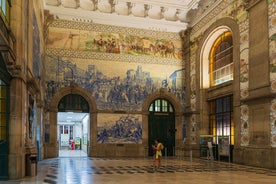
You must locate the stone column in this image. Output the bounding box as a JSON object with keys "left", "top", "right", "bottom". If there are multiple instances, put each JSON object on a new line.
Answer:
{"left": 8, "top": 0, "right": 29, "bottom": 179}
{"left": 242, "top": 0, "right": 274, "bottom": 168}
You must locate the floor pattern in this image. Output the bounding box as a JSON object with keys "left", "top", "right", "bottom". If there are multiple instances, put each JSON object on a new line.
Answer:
{"left": 2, "top": 157, "right": 276, "bottom": 184}
{"left": 41, "top": 157, "right": 276, "bottom": 184}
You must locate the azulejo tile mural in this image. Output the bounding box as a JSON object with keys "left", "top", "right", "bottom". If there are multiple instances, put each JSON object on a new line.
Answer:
{"left": 46, "top": 20, "right": 183, "bottom": 63}
{"left": 45, "top": 20, "right": 186, "bottom": 143}
{"left": 45, "top": 20, "right": 185, "bottom": 111}
{"left": 97, "top": 114, "right": 142, "bottom": 144}
{"left": 45, "top": 56, "right": 185, "bottom": 111}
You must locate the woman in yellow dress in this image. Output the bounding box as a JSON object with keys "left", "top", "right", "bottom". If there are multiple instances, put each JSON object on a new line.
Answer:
{"left": 152, "top": 139, "right": 163, "bottom": 170}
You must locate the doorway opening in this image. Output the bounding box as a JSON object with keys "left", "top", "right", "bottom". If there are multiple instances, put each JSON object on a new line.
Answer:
{"left": 57, "top": 94, "right": 90, "bottom": 157}
{"left": 57, "top": 112, "right": 89, "bottom": 157}
{"left": 148, "top": 98, "right": 175, "bottom": 157}
{"left": 209, "top": 95, "right": 234, "bottom": 162}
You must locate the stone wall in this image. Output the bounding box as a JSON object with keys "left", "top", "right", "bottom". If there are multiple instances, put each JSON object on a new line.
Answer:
{"left": 7, "top": 0, "right": 45, "bottom": 179}
{"left": 187, "top": 0, "right": 276, "bottom": 168}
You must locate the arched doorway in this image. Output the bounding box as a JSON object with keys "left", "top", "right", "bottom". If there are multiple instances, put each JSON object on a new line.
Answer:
{"left": 57, "top": 94, "right": 90, "bottom": 157}
{"left": 148, "top": 98, "right": 175, "bottom": 156}
{"left": 46, "top": 84, "right": 97, "bottom": 158}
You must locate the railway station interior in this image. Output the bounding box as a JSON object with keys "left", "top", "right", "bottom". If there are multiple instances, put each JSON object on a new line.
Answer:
{"left": 1, "top": 0, "right": 276, "bottom": 183}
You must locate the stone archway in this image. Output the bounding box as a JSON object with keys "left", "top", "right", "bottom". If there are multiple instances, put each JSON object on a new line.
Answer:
{"left": 45, "top": 84, "right": 97, "bottom": 158}
{"left": 141, "top": 88, "right": 183, "bottom": 151}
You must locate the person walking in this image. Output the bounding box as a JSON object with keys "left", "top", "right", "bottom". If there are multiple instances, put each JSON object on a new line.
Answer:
{"left": 152, "top": 139, "right": 163, "bottom": 170}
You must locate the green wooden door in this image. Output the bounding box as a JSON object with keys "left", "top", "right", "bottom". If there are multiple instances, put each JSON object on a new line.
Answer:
{"left": 148, "top": 113, "right": 175, "bottom": 156}
{"left": 0, "top": 80, "right": 9, "bottom": 179}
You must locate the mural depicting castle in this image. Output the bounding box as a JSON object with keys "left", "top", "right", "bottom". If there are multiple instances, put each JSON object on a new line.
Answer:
{"left": 45, "top": 57, "right": 185, "bottom": 111}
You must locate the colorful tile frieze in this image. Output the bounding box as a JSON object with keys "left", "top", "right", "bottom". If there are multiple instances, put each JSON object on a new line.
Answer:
{"left": 46, "top": 20, "right": 183, "bottom": 65}
{"left": 270, "top": 99, "right": 276, "bottom": 147}
{"left": 240, "top": 105, "right": 249, "bottom": 146}
{"left": 190, "top": 114, "right": 197, "bottom": 144}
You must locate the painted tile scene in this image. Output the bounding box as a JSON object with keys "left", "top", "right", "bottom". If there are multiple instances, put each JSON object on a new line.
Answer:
{"left": 97, "top": 114, "right": 142, "bottom": 144}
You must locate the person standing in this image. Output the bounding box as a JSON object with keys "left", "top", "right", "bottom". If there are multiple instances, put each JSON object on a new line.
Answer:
{"left": 152, "top": 139, "right": 163, "bottom": 170}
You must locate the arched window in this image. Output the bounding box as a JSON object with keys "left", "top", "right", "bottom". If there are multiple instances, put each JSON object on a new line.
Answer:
{"left": 209, "top": 31, "right": 233, "bottom": 86}
{"left": 0, "top": 0, "right": 11, "bottom": 23}
{"left": 149, "top": 99, "right": 174, "bottom": 113}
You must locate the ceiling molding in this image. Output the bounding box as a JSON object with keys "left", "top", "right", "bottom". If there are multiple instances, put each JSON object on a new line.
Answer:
{"left": 43, "top": 0, "right": 200, "bottom": 32}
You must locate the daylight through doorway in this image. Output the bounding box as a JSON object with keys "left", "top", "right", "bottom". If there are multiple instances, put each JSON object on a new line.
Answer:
{"left": 57, "top": 112, "right": 89, "bottom": 157}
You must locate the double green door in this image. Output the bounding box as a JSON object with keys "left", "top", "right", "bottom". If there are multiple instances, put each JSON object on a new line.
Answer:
{"left": 148, "top": 113, "right": 175, "bottom": 156}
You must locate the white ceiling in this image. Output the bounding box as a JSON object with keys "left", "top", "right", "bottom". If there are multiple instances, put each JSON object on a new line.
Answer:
{"left": 58, "top": 112, "right": 88, "bottom": 124}
{"left": 43, "top": 0, "right": 200, "bottom": 32}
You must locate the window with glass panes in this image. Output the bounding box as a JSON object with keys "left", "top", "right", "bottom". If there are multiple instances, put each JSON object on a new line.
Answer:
{"left": 0, "top": 0, "right": 10, "bottom": 22}
{"left": 209, "top": 96, "right": 234, "bottom": 145}
{"left": 209, "top": 31, "right": 233, "bottom": 86}
{"left": 60, "top": 125, "right": 74, "bottom": 140}
{"left": 0, "top": 79, "right": 8, "bottom": 141}
{"left": 149, "top": 99, "right": 174, "bottom": 113}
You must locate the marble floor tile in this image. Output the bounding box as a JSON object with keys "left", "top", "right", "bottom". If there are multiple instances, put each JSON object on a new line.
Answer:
{"left": 1, "top": 156, "right": 276, "bottom": 184}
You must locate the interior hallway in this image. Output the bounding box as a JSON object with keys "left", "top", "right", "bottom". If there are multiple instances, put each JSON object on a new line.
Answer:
{"left": 2, "top": 157, "right": 276, "bottom": 184}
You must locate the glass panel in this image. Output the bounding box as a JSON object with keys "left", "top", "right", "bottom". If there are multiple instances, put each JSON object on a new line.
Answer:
{"left": 162, "top": 100, "right": 168, "bottom": 112}
{"left": 0, "top": 100, "right": 6, "bottom": 112}
{"left": 210, "top": 32, "right": 233, "bottom": 86}
{"left": 216, "top": 114, "right": 222, "bottom": 136}
{"left": 0, "top": 127, "right": 6, "bottom": 140}
{"left": 64, "top": 125, "right": 68, "bottom": 134}
{"left": 0, "top": 85, "right": 6, "bottom": 98}
{"left": 0, "top": 114, "right": 6, "bottom": 126}
{"left": 69, "top": 126, "right": 73, "bottom": 140}
{"left": 231, "top": 117, "right": 234, "bottom": 144}
{"left": 149, "top": 99, "right": 174, "bottom": 113}
{"left": 0, "top": 0, "right": 6, "bottom": 15}
{"left": 149, "top": 104, "right": 153, "bottom": 112}
{"left": 210, "top": 96, "right": 233, "bottom": 145}
{"left": 155, "top": 99, "right": 161, "bottom": 112}
{"left": 169, "top": 105, "right": 173, "bottom": 112}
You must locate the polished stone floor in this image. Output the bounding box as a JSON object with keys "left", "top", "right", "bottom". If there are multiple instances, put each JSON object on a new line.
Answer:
{"left": 59, "top": 150, "right": 87, "bottom": 157}
{"left": 2, "top": 156, "right": 276, "bottom": 184}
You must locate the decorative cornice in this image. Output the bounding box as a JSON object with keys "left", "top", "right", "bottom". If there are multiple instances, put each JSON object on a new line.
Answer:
{"left": 44, "top": 0, "right": 200, "bottom": 23}
{"left": 49, "top": 19, "right": 181, "bottom": 40}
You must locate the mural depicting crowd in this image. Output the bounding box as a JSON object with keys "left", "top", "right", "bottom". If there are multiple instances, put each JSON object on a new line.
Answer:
{"left": 46, "top": 57, "right": 185, "bottom": 111}
{"left": 97, "top": 115, "right": 142, "bottom": 144}
{"left": 47, "top": 28, "right": 183, "bottom": 59}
